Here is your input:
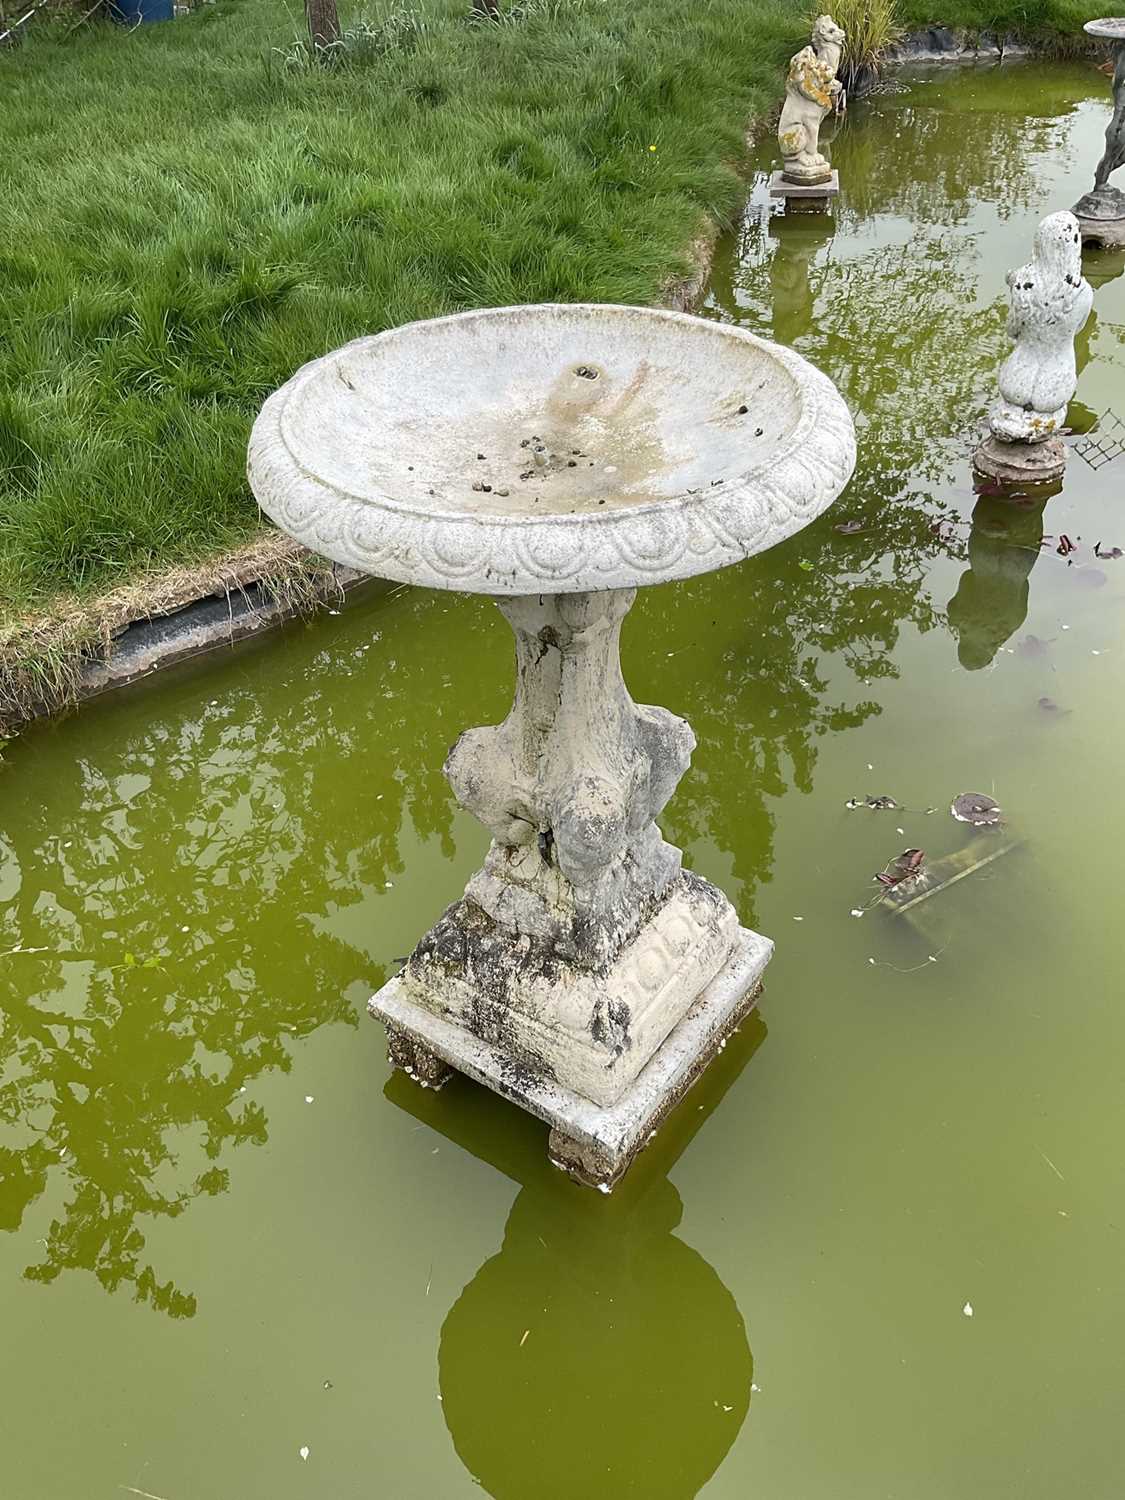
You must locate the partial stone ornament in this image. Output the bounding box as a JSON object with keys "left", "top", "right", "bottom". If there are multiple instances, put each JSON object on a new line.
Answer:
{"left": 247, "top": 303, "right": 856, "bottom": 1188}
{"left": 1074, "top": 19, "right": 1125, "bottom": 248}
{"left": 974, "top": 212, "right": 1093, "bottom": 484}
{"left": 777, "top": 14, "right": 846, "bottom": 188}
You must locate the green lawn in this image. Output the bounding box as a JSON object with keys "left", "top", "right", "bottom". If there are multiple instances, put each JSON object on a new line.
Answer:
{"left": 0, "top": 0, "right": 1100, "bottom": 630}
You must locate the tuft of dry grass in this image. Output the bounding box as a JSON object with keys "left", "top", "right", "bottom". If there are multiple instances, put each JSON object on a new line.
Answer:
{"left": 0, "top": 534, "right": 340, "bottom": 732}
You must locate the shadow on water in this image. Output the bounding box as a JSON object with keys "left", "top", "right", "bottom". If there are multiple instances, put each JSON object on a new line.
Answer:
{"left": 385, "top": 1011, "right": 767, "bottom": 1500}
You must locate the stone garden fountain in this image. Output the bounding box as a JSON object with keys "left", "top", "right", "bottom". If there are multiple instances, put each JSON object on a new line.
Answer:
{"left": 248, "top": 304, "right": 855, "bottom": 1187}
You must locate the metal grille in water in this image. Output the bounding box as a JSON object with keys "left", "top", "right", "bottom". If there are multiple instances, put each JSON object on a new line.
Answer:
{"left": 1074, "top": 410, "right": 1125, "bottom": 471}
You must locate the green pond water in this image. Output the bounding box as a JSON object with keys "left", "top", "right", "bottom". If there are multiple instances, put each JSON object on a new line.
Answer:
{"left": 4, "top": 59, "right": 1125, "bottom": 1499}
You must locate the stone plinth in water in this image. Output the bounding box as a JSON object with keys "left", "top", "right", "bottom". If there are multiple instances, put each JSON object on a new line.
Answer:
{"left": 248, "top": 303, "right": 856, "bottom": 1187}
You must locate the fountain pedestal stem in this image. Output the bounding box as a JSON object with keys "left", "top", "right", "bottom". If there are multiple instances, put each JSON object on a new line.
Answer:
{"left": 370, "top": 589, "right": 771, "bottom": 1185}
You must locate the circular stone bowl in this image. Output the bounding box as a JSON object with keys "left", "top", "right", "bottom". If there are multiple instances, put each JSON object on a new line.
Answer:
{"left": 247, "top": 304, "right": 856, "bottom": 595}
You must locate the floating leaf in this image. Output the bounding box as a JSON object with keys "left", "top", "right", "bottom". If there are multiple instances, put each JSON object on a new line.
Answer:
{"left": 1094, "top": 542, "right": 1123, "bottom": 559}
{"left": 1056, "top": 534, "right": 1077, "bottom": 556}
{"left": 951, "top": 792, "right": 1002, "bottom": 826}
{"left": 834, "top": 519, "right": 865, "bottom": 535}
{"left": 846, "top": 795, "right": 898, "bottom": 811}
{"left": 797, "top": 558, "right": 815, "bottom": 571}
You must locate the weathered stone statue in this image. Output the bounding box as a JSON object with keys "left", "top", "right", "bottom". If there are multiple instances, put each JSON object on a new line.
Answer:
{"left": 974, "top": 211, "right": 1093, "bottom": 484}
{"left": 1074, "top": 18, "right": 1125, "bottom": 248}
{"left": 778, "top": 15, "right": 846, "bottom": 186}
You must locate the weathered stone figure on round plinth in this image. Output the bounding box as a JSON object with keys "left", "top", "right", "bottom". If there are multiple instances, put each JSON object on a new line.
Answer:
{"left": 974, "top": 212, "right": 1093, "bottom": 485}
{"left": 248, "top": 304, "right": 855, "bottom": 1189}
{"left": 1074, "top": 18, "right": 1125, "bottom": 248}
{"left": 778, "top": 15, "right": 845, "bottom": 184}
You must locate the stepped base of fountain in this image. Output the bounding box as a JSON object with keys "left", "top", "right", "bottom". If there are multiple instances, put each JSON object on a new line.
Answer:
{"left": 372, "top": 926, "right": 771, "bottom": 1189}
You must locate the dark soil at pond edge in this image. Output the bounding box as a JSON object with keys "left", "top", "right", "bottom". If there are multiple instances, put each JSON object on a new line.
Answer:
{"left": 0, "top": 0, "right": 1107, "bottom": 735}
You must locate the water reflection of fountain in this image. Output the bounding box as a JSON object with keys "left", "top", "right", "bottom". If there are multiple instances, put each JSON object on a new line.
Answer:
{"left": 384, "top": 1014, "right": 766, "bottom": 1499}
{"left": 947, "top": 493, "right": 1054, "bottom": 670}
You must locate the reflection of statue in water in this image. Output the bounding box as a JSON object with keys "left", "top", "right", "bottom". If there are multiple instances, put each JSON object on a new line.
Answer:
{"left": 778, "top": 14, "right": 845, "bottom": 185}
{"left": 768, "top": 217, "right": 835, "bottom": 346}
{"left": 947, "top": 493, "right": 1051, "bottom": 671}
{"left": 385, "top": 1012, "right": 766, "bottom": 1500}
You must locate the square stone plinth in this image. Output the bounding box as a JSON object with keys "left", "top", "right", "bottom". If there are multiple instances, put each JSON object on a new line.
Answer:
{"left": 370, "top": 926, "right": 772, "bottom": 1190}
{"left": 768, "top": 170, "right": 839, "bottom": 212}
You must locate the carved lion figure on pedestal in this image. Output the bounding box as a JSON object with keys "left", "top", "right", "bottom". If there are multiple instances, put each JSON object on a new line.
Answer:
{"left": 778, "top": 14, "right": 846, "bottom": 186}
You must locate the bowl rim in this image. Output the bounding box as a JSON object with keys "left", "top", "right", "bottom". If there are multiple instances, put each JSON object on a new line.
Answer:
{"left": 247, "top": 303, "right": 856, "bottom": 595}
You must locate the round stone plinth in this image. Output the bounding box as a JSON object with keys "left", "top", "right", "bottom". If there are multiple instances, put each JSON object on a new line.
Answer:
{"left": 1077, "top": 212, "right": 1125, "bottom": 248}
{"left": 782, "top": 169, "right": 833, "bottom": 187}
{"left": 973, "top": 434, "right": 1067, "bottom": 485}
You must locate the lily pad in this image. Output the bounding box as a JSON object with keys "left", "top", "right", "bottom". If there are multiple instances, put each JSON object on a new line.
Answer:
{"left": 951, "top": 792, "right": 1002, "bottom": 826}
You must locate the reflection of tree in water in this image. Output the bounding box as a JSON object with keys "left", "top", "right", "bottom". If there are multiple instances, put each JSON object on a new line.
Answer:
{"left": 388, "top": 1010, "right": 766, "bottom": 1500}
{"left": 947, "top": 493, "right": 1050, "bottom": 670}
{"left": 0, "top": 594, "right": 496, "bottom": 1316}
{"left": 834, "top": 67, "right": 1088, "bottom": 225}
{"left": 686, "top": 213, "right": 1006, "bottom": 909}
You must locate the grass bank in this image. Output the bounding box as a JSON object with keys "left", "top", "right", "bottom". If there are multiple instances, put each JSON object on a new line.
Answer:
{"left": 898, "top": 0, "right": 1095, "bottom": 35}
{"left": 0, "top": 0, "right": 1104, "bottom": 718}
